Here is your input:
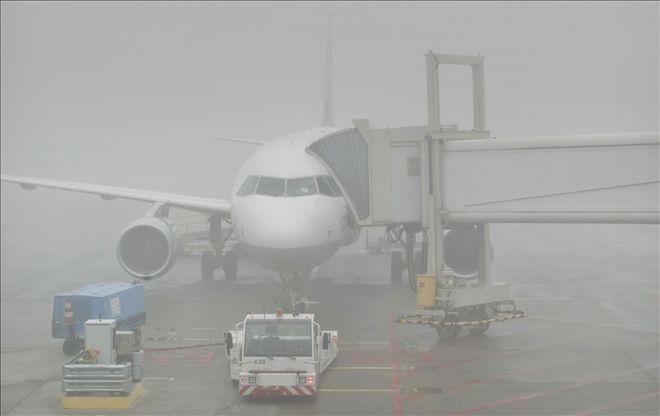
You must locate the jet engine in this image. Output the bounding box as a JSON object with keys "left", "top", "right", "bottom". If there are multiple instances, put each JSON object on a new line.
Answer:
{"left": 117, "top": 216, "right": 178, "bottom": 279}
{"left": 444, "top": 225, "right": 493, "bottom": 278}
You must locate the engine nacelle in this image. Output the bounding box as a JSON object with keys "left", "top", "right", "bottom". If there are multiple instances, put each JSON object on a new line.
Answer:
{"left": 117, "top": 216, "right": 178, "bottom": 279}
{"left": 444, "top": 225, "right": 493, "bottom": 278}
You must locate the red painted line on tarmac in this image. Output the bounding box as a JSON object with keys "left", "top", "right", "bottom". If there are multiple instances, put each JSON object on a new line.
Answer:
{"left": 447, "top": 365, "right": 659, "bottom": 416}
{"left": 388, "top": 314, "right": 403, "bottom": 416}
{"left": 575, "top": 391, "right": 660, "bottom": 416}
{"left": 391, "top": 366, "right": 403, "bottom": 416}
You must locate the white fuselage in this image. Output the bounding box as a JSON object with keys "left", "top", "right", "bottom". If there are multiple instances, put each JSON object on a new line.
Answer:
{"left": 230, "top": 127, "right": 353, "bottom": 273}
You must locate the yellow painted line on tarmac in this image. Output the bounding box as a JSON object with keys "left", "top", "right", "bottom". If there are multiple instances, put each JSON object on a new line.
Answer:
{"left": 320, "top": 388, "right": 394, "bottom": 393}
{"left": 330, "top": 366, "right": 394, "bottom": 370}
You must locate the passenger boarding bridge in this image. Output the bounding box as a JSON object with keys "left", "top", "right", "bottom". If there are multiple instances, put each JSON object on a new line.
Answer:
{"left": 307, "top": 52, "right": 660, "bottom": 337}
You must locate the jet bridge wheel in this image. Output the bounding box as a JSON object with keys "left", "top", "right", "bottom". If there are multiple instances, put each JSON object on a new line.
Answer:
{"left": 223, "top": 249, "right": 237, "bottom": 281}
{"left": 201, "top": 251, "right": 215, "bottom": 281}
{"left": 467, "top": 307, "right": 491, "bottom": 335}
{"left": 435, "top": 317, "right": 461, "bottom": 340}
{"left": 391, "top": 251, "right": 404, "bottom": 284}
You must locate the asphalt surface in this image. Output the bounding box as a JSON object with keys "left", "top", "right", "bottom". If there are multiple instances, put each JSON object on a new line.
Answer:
{"left": 1, "top": 221, "right": 658, "bottom": 415}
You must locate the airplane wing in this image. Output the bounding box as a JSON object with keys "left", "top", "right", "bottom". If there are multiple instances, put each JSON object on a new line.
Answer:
{"left": 1, "top": 174, "right": 232, "bottom": 216}
{"left": 212, "top": 136, "right": 265, "bottom": 145}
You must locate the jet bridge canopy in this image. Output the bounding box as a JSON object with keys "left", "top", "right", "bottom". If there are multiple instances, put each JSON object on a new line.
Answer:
{"left": 307, "top": 128, "right": 370, "bottom": 221}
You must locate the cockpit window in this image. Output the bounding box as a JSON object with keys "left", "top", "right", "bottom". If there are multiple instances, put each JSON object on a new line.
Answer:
{"left": 286, "top": 177, "right": 317, "bottom": 197}
{"left": 256, "top": 177, "right": 285, "bottom": 197}
{"left": 237, "top": 175, "right": 259, "bottom": 196}
{"left": 317, "top": 175, "right": 342, "bottom": 197}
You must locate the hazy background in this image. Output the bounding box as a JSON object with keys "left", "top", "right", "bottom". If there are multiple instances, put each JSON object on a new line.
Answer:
{"left": 1, "top": 2, "right": 658, "bottom": 273}
{"left": 1, "top": 6, "right": 658, "bottom": 414}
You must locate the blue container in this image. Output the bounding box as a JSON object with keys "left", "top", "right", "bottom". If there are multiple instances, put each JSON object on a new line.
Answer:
{"left": 52, "top": 281, "right": 146, "bottom": 340}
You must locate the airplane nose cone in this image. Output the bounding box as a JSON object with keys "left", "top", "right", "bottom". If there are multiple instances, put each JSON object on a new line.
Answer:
{"left": 233, "top": 197, "right": 342, "bottom": 272}
{"left": 238, "top": 201, "right": 326, "bottom": 248}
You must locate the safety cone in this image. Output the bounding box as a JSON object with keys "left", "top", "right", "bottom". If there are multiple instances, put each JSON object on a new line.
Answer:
{"left": 64, "top": 298, "right": 74, "bottom": 326}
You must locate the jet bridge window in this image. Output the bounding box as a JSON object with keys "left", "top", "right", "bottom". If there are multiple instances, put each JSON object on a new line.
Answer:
{"left": 256, "top": 177, "right": 285, "bottom": 197}
{"left": 286, "top": 177, "right": 317, "bottom": 197}
{"left": 317, "top": 176, "right": 341, "bottom": 197}
{"left": 237, "top": 175, "right": 259, "bottom": 196}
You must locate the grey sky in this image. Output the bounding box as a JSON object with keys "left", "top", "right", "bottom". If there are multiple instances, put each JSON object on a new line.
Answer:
{"left": 1, "top": 1, "right": 658, "bottom": 197}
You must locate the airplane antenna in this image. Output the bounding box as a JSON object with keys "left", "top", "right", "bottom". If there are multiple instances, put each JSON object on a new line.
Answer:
{"left": 321, "top": 13, "right": 334, "bottom": 127}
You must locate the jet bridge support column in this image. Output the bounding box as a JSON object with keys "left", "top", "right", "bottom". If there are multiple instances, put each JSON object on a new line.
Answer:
{"left": 309, "top": 53, "right": 527, "bottom": 339}
{"left": 397, "top": 52, "right": 524, "bottom": 339}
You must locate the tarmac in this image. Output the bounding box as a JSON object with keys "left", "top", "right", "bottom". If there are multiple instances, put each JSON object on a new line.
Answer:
{"left": 1, "top": 222, "right": 658, "bottom": 415}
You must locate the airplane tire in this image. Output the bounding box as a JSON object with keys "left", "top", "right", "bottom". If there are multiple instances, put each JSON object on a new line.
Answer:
{"left": 201, "top": 251, "right": 215, "bottom": 281}
{"left": 391, "top": 251, "right": 403, "bottom": 284}
{"left": 223, "top": 249, "right": 237, "bottom": 281}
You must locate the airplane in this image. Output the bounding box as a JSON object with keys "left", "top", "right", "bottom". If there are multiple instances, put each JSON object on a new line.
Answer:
{"left": 0, "top": 16, "right": 361, "bottom": 310}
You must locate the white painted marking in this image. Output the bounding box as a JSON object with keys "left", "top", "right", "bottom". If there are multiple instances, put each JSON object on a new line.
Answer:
{"left": 330, "top": 366, "right": 394, "bottom": 370}
{"left": 143, "top": 377, "right": 174, "bottom": 381}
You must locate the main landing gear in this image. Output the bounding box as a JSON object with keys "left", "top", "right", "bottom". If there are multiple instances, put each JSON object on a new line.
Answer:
{"left": 201, "top": 214, "right": 238, "bottom": 282}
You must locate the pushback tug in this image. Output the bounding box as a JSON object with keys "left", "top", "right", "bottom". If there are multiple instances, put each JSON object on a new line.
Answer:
{"left": 225, "top": 309, "right": 338, "bottom": 397}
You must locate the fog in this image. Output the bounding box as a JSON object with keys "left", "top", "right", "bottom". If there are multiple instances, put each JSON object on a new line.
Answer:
{"left": 2, "top": 1, "right": 657, "bottom": 245}
{"left": 1, "top": 2, "right": 658, "bottom": 415}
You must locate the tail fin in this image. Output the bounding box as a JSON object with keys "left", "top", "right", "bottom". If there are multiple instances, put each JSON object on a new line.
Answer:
{"left": 321, "top": 13, "right": 334, "bottom": 127}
